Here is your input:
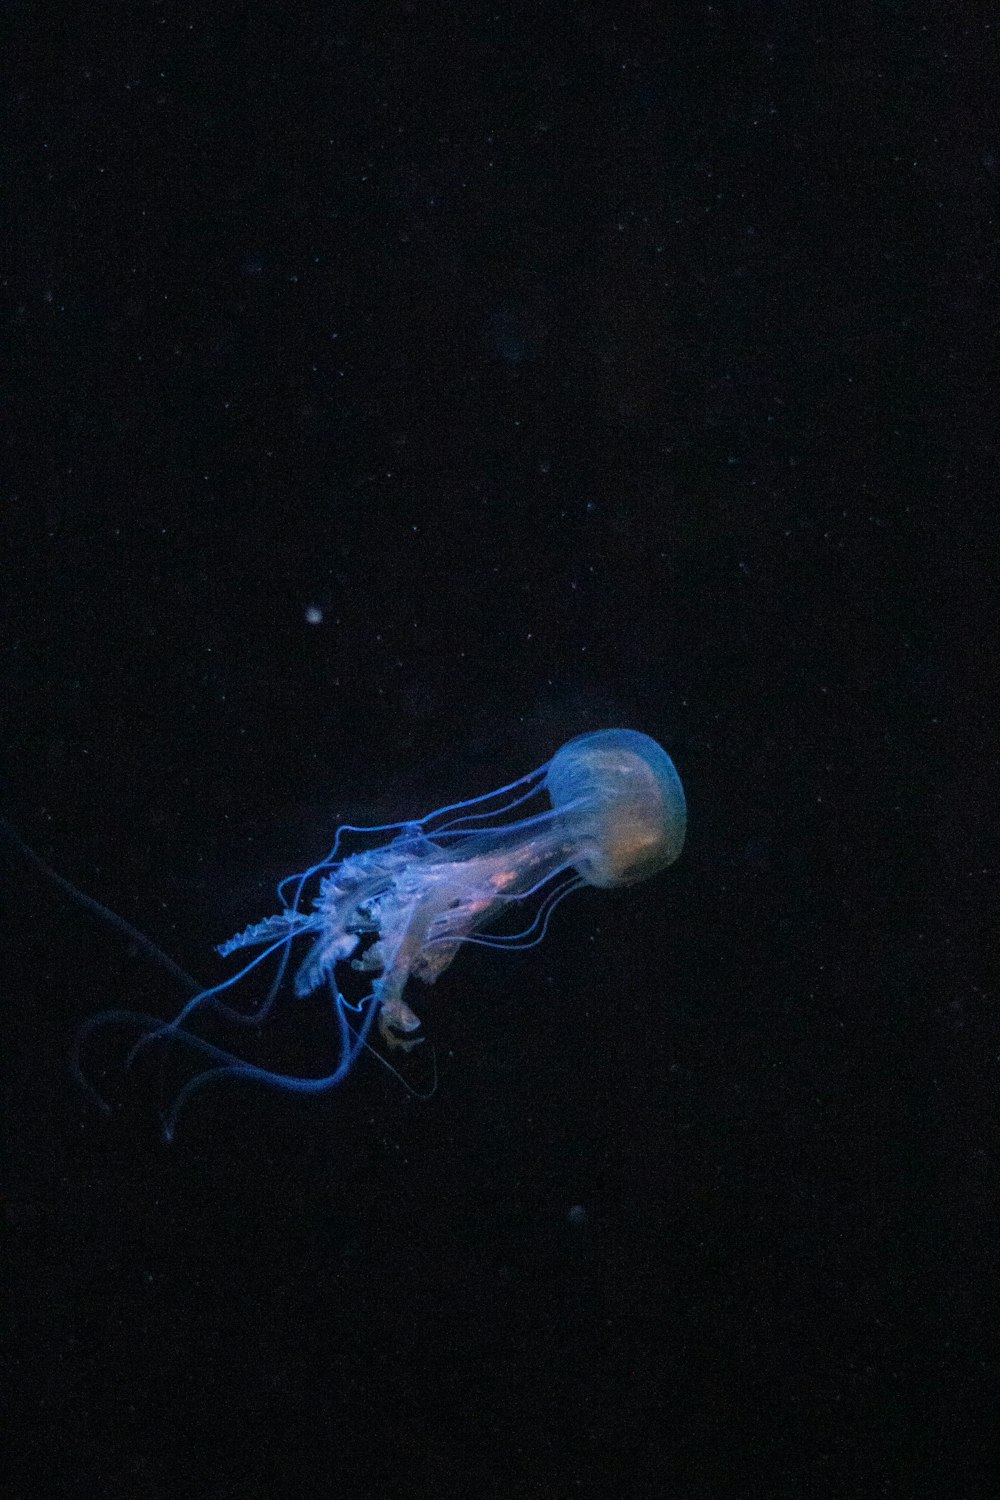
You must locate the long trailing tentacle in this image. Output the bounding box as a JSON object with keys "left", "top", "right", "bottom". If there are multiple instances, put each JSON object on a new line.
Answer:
{"left": 75, "top": 980, "right": 382, "bottom": 1139}
{"left": 123, "top": 935, "right": 295, "bottom": 1073}
{"left": 71, "top": 1007, "right": 172, "bottom": 1117}
{"left": 157, "top": 983, "right": 380, "bottom": 1142}
{"left": 0, "top": 816, "right": 202, "bottom": 995}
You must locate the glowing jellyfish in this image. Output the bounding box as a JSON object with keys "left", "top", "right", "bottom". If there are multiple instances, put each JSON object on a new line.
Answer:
{"left": 77, "top": 728, "right": 686, "bottom": 1137}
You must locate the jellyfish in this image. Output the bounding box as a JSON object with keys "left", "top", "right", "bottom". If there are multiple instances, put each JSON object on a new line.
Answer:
{"left": 74, "top": 728, "right": 686, "bottom": 1137}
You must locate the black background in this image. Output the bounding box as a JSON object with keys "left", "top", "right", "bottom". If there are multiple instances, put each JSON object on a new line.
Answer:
{"left": 4, "top": 4, "right": 994, "bottom": 1496}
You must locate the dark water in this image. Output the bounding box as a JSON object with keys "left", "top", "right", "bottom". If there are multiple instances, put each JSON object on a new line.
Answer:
{"left": 4, "top": 5, "right": 992, "bottom": 1496}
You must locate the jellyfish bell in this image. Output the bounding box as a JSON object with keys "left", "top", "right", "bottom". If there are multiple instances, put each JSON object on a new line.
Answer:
{"left": 544, "top": 728, "right": 687, "bottom": 888}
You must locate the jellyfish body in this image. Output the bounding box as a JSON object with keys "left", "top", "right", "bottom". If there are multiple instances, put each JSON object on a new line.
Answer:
{"left": 78, "top": 729, "right": 685, "bottom": 1137}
